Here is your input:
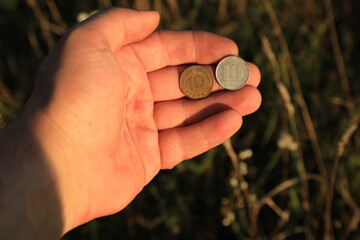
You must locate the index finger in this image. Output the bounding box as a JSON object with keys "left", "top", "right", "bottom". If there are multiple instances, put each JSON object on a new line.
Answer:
{"left": 129, "top": 30, "right": 239, "bottom": 72}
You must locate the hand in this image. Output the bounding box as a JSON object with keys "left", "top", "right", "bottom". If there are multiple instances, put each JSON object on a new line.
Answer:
{"left": 6, "top": 7, "right": 261, "bottom": 235}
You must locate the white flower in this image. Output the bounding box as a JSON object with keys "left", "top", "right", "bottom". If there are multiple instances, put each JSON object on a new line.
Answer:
{"left": 249, "top": 193, "right": 257, "bottom": 203}
{"left": 239, "top": 162, "right": 248, "bottom": 175}
{"left": 239, "top": 149, "right": 253, "bottom": 160}
{"left": 229, "top": 177, "right": 239, "bottom": 187}
{"left": 222, "top": 218, "right": 231, "bottom": 226}
{"left": 277, "top": 132, "right": 298, "bottom": 151}
{"left": 227, "top": 211, "right": 235, "bottom": 221}
{"left": 240, "top": 181, "right": 248, "bottom": 190}
{"left": 222, "top": 212, "right": 236, "bottom": 226}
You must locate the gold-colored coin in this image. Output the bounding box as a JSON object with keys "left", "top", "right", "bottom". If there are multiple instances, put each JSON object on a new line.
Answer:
{"left": 179, "top": 65, "right": 214, "bottom": 99}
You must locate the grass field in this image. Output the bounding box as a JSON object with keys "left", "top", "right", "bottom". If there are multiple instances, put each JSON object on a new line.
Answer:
{"left": 0, "top": 0, "right": 359, "bottom": 239}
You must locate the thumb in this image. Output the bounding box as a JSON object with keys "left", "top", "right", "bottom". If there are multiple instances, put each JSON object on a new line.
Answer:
{"left": 73, "top": 7, "right": 160, "bottom": 51}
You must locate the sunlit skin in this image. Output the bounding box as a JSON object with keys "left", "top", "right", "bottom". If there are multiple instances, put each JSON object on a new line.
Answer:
{"left": 0, "top": 8, "right": 261, "bottom": 238}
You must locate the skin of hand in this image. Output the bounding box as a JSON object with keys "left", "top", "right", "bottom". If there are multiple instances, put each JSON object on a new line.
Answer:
{"left": 0, "top": 7, "right": 261, "bottom": 238}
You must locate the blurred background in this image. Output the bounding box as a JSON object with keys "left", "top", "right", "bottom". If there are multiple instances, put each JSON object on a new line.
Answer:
{"left": 0, "top": 0, "right": 359, "bottom": 239}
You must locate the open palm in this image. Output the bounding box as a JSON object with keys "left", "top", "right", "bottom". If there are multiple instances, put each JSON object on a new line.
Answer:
{"left": 28, "top": 8, "right": 261, "bottom": 231}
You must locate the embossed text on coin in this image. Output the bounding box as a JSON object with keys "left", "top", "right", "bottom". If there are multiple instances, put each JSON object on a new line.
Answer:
{"left": 180, "top": 65, "right": 214, "bottom": 99}
{"left": 215, "top": 56, "right": 249, "bottom": 90}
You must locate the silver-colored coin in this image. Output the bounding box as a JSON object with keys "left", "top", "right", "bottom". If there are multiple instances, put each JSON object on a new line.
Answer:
{"left": 215, "top": 56, "right": 249, "bottom": 90}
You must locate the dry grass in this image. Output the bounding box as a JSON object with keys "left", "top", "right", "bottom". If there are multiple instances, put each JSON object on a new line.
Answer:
{"left": 0, "top": 0, "right": 359, "bottom": 239}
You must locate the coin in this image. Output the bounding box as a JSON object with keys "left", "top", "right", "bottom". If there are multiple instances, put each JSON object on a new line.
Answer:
{"left": 179, "top": 65, "right": 214, "bottom": 99}
{"left": 215, "top": 56, "right": 249, "bottom": 90}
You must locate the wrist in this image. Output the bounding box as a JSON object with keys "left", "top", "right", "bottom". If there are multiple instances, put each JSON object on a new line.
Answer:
{"left": 28, "top": 112, "right": 90, "bottom": 233}
{"left": 0, "top": 118, "right": 64, "bottom": 239}
{"left": 0, "top": 113, "right": 88, "bottom": 238}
